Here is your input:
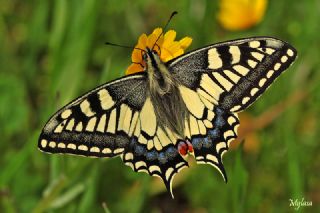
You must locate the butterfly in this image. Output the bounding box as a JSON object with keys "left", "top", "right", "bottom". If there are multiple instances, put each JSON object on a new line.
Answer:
{"left": 38, "top": 36, "right": 297, "bottom": 197}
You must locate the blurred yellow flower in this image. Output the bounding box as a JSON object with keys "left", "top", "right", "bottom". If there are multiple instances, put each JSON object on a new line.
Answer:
{"left": 218, "top": 0, "right": 267, "bottom": 31}
{"left": 126, "top": 28, "right": 192, "bottom": 75}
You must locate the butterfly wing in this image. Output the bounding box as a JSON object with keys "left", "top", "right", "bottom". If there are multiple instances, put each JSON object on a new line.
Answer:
{"left": 39, "top": 72, "right": 188, "bottom": 196}
{"left": 39, "top": 73, "right": 148, "bottom": 157}
{"left": 170, "top": 37, "right": 297, "bottom": 112}
{"left": 169, "top": 37, "right": 297, "bottom": 179}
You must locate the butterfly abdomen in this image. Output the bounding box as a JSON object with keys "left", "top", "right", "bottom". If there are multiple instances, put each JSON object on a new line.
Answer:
{"left": 150, "top": 85, "right": 188, "bottom": 137}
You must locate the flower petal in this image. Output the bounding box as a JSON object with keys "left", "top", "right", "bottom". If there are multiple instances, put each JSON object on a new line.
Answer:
{"left": 164, "top": 30, "right": 177, "bottom": 44}
{"left": 125, "top": 28, "right": 193, "bottom": 75}
{"left": 218, "top": 0, "right": 267, "bottom": 31}
{"left": 179, "top": 37, "right": 192, "bottom": 49}
{"left": 126, "top": 63, "right": 144, "bottom": 75}
{"left": 131, "top": 49, "right": 142, "bottom": 63}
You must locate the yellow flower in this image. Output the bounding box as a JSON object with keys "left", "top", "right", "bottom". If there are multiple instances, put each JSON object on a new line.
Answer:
{"left": 126, "top": 28, "right": 192, "bottom": 75}
{"left": 218, "top": 0, "right": 267, "bottom": 31}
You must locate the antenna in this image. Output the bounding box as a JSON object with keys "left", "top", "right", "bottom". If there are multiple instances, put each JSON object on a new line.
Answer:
{"left": 105, "top": 42, "right": 146, "bottom": 53}
{"left": 105, "top": 11, "right": 178, "bottom": 54}
{"left": 152, "top": 11, "right": 178, "bottom": 50}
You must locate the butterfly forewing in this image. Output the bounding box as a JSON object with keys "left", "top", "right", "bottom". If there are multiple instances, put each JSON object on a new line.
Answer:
{"left": 169, "top": 37, "right": 297, "bottom": 112}
{"left": 38, "top": 74, "right": 148, "bottom": 157}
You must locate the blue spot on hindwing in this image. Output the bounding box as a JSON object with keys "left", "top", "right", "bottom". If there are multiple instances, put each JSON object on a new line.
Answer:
{"left": 192, "top": 138, "right": 203, "bottom": 150}
{"left": 203, "top": 137, "right": 212, "bottom": 148}
{"left": 158, "top": 152, "right": 167, "bottom": 164}
{"left": 134, "top": 145, "right": 145, "bottom": 156}
{"left": 208, "top": 128, "right": 220, "bottom": 139}
{"left": 215, "top": 116, "right": 226, "bottom": 127}
{"left": 146, "top": 150, "right": 158, "bottom": 161}
{"left": 166, "top": 147, "right": 177, "bottom": 159}
{"left": 215, "top": 107, "right": 224, "bottom": 115}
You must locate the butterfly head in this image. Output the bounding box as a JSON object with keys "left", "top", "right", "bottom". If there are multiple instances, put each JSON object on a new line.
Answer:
{"left": 143, "top": 47, "right": 161, "bottom": 65}
{"left": 143, "top": 47, "right": 175, "bottom": 95}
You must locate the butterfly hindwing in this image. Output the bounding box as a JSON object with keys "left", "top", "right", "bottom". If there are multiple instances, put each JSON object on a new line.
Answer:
{"left": 169, "top": 37, "right": 297, "bottom": 112}
{"left": 120, "top": 96, "right": 189, "bottom": 196}
{"left": 190, "top": 108, "right": 239, "bottom": 181}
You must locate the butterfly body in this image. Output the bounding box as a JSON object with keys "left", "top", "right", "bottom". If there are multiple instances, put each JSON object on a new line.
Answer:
{"left": 39, "top": 36, "right": 297, "bottom": 196}
{"left": 145, "top": 48, "right": 188, "bottom": 137}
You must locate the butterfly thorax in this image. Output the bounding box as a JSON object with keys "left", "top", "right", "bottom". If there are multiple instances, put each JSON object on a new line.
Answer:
{"left": 145, "top": 48, "right": 188, "bottom": 137}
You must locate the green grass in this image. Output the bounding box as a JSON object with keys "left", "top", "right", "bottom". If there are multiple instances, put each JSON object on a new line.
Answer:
{"left": 1, "top": 0, "right": 319, "bottom": 212}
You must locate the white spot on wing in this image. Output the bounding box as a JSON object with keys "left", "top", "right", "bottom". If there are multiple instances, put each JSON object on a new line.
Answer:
{"left": 75, "top": 122, "right": 83, "bottom": 132}
{"left": 229, "top": 46, "right": 240, "bottom": 64}
{"left": 189, "top": 116, "right": 199, "bottom": 135}
{"left": 266, "top": 39, "right": 283, "bottom": 48}
{"left": 78, "top": 145, "right": 88, "bottom": 151}
{"left": 266, "top": 70, "right": 274, "bottom": 78}
{"left": 66, "top": 118, "right": 75, "bottom": 131}
{"left": 90, "top": 147, "right": 100, "bottom": 153}
{"left": 230, "top": 105, "right": 241, "bottom": 112}
{"left": 41, "top": 139, "right": 47, "bottom": 148}
{"left": 242, "top": 97, "right": 250, "bottom": 105}
{"left": 179, "top": 86, "right": 205, "bottom": 119}
{"left": 61, "top": 109, "right": 72, "bottom": 119}
{"left": 198, "top": 120, "right": 206, "bottom": 135}
{"left": 157, "top": 128, "right": 170, "bottom": 147}
{"left": 216, "top": 142, "right": 226, "bottom": 153}
{"left": 258, "top": 78, "right": 267, "bottom": 87}
{"left": 80, "top": 99, "right": 95, "bottom": 117}
{"left": 251, "top": 52, "right": 264, "bottom": 61}
{"left": 224, "top": 70, "right": 241, "bottom": 83}
{"left": 96, "top": 114, "right": 107, "bottom": 132}
{"left": 281, "top": 55, "right": 288, "bottom": 63}
{"left": 154, "top": 136, "right": 162, "bottom": 151}
{"left": 249, "top": 41, "right": 260, "bottom": 48}
{"left": 98, "top": 89, "right": 114, "bottom": 110}
{"left": 274, "top": 63, "right": 281, "bottom": 71}
{"left": 208, "top": 48, "right": 223, "bottom": 69}
{"left": 197, "top": 88, "right": 217, "bottom": 105}
{"left": 233, "top": 65, "right": 249, "bottom": 76}
{"left": 139, "top": 97, "right": 157, "bottom": 136}
{"left": 248, "top": 59, "right": 257, "bottom": 68}
{"left": 149, "top": 165, "right": 161, "bottom": 173}
{"left": 206, "top": 154, "right": 218, "bottom": 164}
{"left": 212, "top": 72, "right": 233, "bottom": 91}
{"left": 128, "top": 112, "right": 139, "bottom": 136}
{"left": 287, "top": 49, "right": 294, "bottom": 57}
{"left": 67, "top": 143, "right": 76, "bottom": 150}
{"left": 200, "top": 74, "right": 224, "bottom": 101}
{"left": 54, "top": 120, "right": 66, "bottom": 133}
{"left": 49, "top": 141, "right": 56, "bottom": 148}
{"left": 86, "top": 117, "right": 97, "bottom": 132}
{"left": 250, "top": 88, "right": 259, "bottom": 96}
{"left": 107, "top": 109, "right": 116, "bottom": 133}
{"left": 58, "top": 143, "right": 66, "bottom": 148}
{"left": 165, "top": 167, "right": 174, "bottom": 181}
{"left": 102, "top": 148, "right": 112, "bottom": 154}
{"left": 114, "top": 148, "right": 124, "bottom": 154}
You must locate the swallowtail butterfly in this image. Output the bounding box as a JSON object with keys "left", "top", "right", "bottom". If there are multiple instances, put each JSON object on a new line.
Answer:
{"left": 39, "top": 35, "right": 297, "bottom": 196}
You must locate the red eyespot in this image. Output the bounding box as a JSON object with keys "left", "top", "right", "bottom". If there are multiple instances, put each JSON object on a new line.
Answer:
{"left": 178, "top": 140, "right": 194, "bottom": 156}
{"left": 186, "top": 140, "right": 194, "bottom": 153}
{"left": 178, "top": 142, "right": 188, "bottom": 156}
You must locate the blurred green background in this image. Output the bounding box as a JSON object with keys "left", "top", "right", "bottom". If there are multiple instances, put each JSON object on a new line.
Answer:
{"left": 0, "top": 0, "right": 319, "bottom": 212}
